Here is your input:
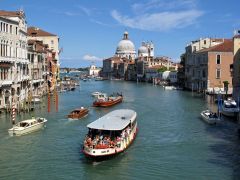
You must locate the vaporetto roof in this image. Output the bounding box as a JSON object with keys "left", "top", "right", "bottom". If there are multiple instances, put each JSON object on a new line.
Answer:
{"left": 87, "top": 109, "right": 137, "bottom": 131}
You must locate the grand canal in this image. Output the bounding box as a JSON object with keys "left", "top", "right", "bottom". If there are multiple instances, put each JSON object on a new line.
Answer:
{"left": 0, "top": 80, "right": 240, "bottom": 180}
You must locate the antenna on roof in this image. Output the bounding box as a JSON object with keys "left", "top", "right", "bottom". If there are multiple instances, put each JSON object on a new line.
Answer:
{"left": 19, "top": 6, "right": 24, "bottom": 13}
{"left": 234, "top": 29, "right": 237, "bottom": 36}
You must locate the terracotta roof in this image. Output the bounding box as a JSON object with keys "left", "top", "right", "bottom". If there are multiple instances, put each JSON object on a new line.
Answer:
{"left": 0, "top": 10, "right": 24, "bottom": 18}
{"left": 197, "top": 39, "right": 233, "bottom": 53}
{"left": 28, "top": 26, "right": 57, "bottom": 37}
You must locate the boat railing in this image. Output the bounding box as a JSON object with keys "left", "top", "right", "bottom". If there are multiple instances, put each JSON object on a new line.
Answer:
{"left": 84, "top": 127, "right": 132, "bottom": 150}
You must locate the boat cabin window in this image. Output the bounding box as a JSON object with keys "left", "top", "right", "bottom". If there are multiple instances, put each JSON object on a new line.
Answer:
{"left": 20, "top": 122, "right": 29, "bottom": 127}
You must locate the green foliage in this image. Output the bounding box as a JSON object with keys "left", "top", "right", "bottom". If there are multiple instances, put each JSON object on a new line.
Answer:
{"left": 157, "top": 66, "right": 167, "bottom": 72}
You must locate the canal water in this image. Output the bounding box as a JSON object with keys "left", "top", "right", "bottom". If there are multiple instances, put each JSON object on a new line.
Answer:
{"left": 0, "top": 80, "right": 240, "bottom": 180}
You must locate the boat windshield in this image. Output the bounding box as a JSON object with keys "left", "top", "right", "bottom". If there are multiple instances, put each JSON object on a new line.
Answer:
{"left": 19, "top": 122, "right": 29, "bottom": 127}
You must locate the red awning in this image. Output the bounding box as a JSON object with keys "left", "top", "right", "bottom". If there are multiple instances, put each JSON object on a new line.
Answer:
{"left": 0, "top": 63, "right": 12, "bottom": 68}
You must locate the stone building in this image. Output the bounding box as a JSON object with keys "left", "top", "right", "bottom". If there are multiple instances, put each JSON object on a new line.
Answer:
{"left": 232, "top": 31, "right": 240, "bottom": 100}
{"left": 184, "top": 38, "right": 233, "bottom": 93}
{"left": 27, "top": 27, "right": 60, "bottom": 87}
{"left": 27, "top": 40, "right": 48, "bottom": 96}
{"left": 88, "top": 64, "right": 101, "bottom": 77}
{"left": 0, "top": 10, "right": 29, "bottom": 110}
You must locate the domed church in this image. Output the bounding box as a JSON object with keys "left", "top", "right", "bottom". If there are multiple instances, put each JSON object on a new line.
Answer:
{"left": 115, "top": 31, "right": 136, "bottom": 60}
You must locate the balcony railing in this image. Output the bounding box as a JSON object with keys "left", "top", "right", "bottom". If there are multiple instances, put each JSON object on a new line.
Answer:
{"left": 0, "top": 57, "right": 15, "bottom": 63}
{"left": 0, "top": 79, "right": 13, "bottom": 86}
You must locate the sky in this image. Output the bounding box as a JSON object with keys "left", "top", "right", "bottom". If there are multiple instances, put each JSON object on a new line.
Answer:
{"left": 1, "top": 0, "right": 240, "bottom": 67}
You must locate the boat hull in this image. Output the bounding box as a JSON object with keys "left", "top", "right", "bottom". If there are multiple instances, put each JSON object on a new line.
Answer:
{"left": 8, "top": 119, "right": 47, "bottom": 136}
{"left": 221, "top": 108, "right": 239, "bottom": 117}
{"left": 68, "top": 109, "right": 89, "bottom": 119}
{"left": 83, "top": 123, "right": 138, "bottom": 159}
{"left": 93, "top": 96, "right": 123, "bottom": 107}
{"left": 200, "top": 111, "right": 219, "bottom": 125}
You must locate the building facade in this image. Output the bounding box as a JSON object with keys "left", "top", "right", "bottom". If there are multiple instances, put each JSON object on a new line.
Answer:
{"left": 89, "top": 64, "right": 101, "bottom": 77}
{"left": 27, "top": 40, "right": 49, "bottom": 97}
{"left": 232, "top": 31, "right": 240, "bottom": 100}
{"left": 0, "top": 10, "right": 29, "bottom": 110}
{"left": 184, "top": 38, "right": 233, "bottom": 93}
{"left": 27, "top": 27, "right": 60, "bottom": 87}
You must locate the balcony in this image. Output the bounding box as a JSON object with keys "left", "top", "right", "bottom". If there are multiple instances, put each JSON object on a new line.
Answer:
{"left": 21, "top": 75, "right": 30, "bottom": 81}
{"left": 0, "top": 57, "right": 14, "bottom": 63}
{"left": 0, "top": 79, "right": 13, "bottom": 87}
{"left": 32, "top": 79, "right": 44, "bottom": 83}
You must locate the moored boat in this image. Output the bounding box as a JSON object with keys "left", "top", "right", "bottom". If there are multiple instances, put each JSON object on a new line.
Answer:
{"left": 221, "top": 99, "right": 239, "bottom": 117}
{"left": 200, "top": 110, "right": 220, "bottom": 125}
{"left": 93, "top": 93, "right": 123, "bottom": 107}
{"left": 83, "top": 109, "right": 137, "bottom": 159}
{"left": 8, "top": 117, "right": 47, "bottom": 136}
{"left": 163, "top": 86, "right": 176, "bottom": 90}
{"left": 31, "top": 96, "right": 41, "bottom": 104}
{"left": 67, "top": 107, "right": 89, "bottom": 120}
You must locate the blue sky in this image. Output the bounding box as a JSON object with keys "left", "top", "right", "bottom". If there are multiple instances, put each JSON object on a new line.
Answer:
{"left": 1, "top": 0, "right": 240, "bottom": 67}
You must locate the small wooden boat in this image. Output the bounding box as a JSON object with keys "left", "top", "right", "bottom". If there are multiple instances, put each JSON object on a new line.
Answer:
{"left": 67, "top": 107, "right": 89, "bottom": 120}
{"left": 83, "top": 109, "right": 137, "bottom": 159}
{"left": 93, "top": 93, "right": 123, "bottom": 107}
{"left": 200, "top": 110, "right": 220, "bottom": 125}
{"left": 8, "top": 117, "right": 47, "bottom": 136}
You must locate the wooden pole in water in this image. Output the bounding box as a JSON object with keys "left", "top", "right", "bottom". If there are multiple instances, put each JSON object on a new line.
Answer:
{"left": 11, "top": 100, "right": 16, "bottom": 125}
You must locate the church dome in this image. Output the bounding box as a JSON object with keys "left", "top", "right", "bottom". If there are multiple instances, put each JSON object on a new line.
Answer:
{"left": 138, "top": 46, "right": 148, "bottom": 54}
{"left": 116, "top": 40, "right": 135, "bottom": 53}
{"left": 115, "top": 31, "right": 136, "bottom": 57}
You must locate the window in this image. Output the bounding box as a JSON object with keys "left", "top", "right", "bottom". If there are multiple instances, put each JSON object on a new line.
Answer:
{"left": 10, "top": 25, "right": 12, "bottom": 34}
{"left": 193, "top": 46, "right": 196, "bottom": 52}
{"left": 204, "top": 40, "right": 206, "bottom": 44}
{"left": 202, "top": 69, "right": 206, "bottom": 78}
{"left": 51, "top": 40, "right": 54, "bottom": 44}
{"left": 216, "top": 54, "right": 221, "bottom": 64}
{"left": 216, "top": 69, "right": 221, "bottom": 79}
{"left": 16, "top": 27, "right": 18, "bottom": 35}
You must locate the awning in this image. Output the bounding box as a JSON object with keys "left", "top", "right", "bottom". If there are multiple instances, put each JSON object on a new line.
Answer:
{"left": 87, "top": 109, "right": 137, "bottom": 131}
{"left": 0, "top": 63, "right": 12, "bottom": 68}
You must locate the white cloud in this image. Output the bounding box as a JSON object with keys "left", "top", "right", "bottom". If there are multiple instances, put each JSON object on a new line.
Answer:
{"left": 61, "top": 57, "right": 77, "bottom": 60}
{"left": 78, "top": 6, "right": 91, "bottom": 16}
{"left": 111, "top": 9, "right": 203, "bottom": 32}
{"left": 132, "top": 0, "right": 197, "bottom": 13}
{"left": 83, "top": 54, "right": 102, "bottom": 61}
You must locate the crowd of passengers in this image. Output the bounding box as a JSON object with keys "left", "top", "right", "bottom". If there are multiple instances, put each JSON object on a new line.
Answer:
{"left": 84, "top": 127, "right": 131, "bottom": 149}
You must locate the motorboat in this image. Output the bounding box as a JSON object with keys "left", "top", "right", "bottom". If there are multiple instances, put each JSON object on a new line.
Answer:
{"left": 31, "top": 96, "right": 41, "bottom": 104}
{"left": 91, "top": 91, "right": 103, "bottom": 97}
{"left": 93, "top": 93, "right": 123, "bottom": 107}
{"left": 8, "top": 117, "right": 47, "bottom": 136}
{"left": 163, "top": 86, "right": 176, "bottom": 90}
{"left": 200, "top": 110, "right": 220, "bottom": 125}
{"left": 83, "top": 109, "right": 137, "bottom": 158}
{"left": 95, "top": 77, "right": 104, "bottom": 81}
{"left": 67, "top": 107, "right": 89, "bottom": 120}
{"left": 221, "top": 99, "right": 239, "bottom": 117}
